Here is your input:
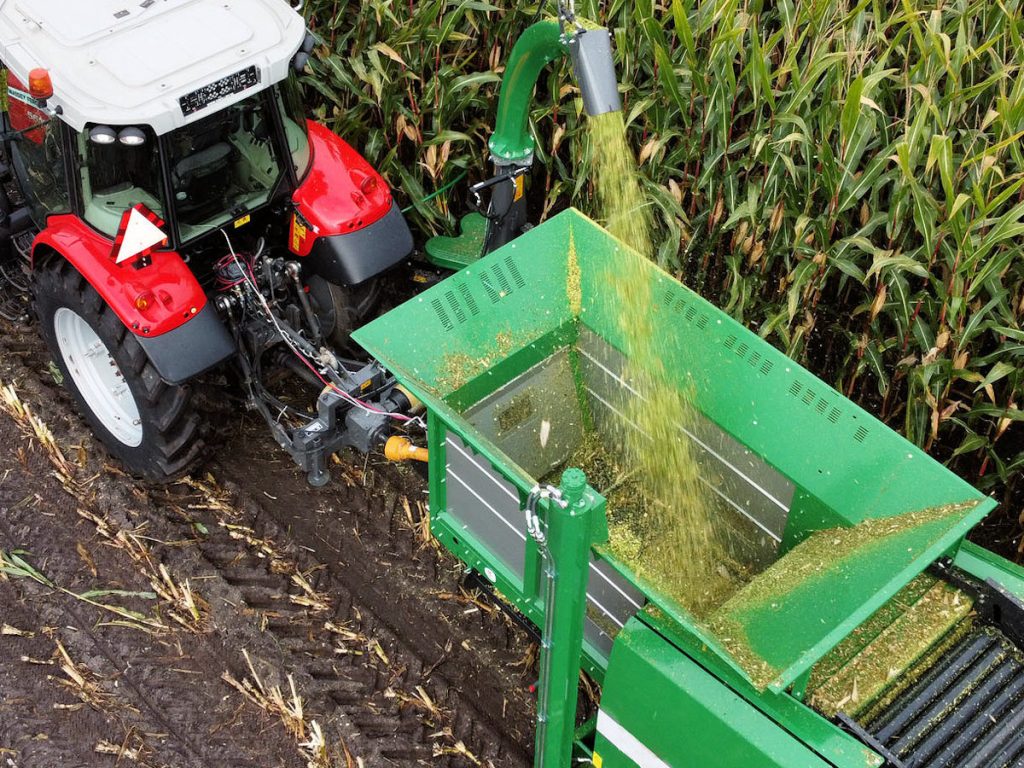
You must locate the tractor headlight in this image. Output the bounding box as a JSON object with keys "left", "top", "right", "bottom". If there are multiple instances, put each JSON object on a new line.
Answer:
{"left": 118, "top": 127, "right": 147, "bottom": 146}
{"left": 89, "top": 125, "right": 117, "bottom": 145}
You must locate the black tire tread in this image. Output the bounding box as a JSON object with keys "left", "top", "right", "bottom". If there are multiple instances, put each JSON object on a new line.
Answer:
{"left": 32, "top": 256, "right": 203, "bottom": 479}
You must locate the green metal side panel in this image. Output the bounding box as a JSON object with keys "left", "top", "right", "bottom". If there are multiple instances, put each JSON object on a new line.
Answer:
{"left": 593, "top": 618, "right": 882, "bottom": 768}
{"left": 955, "top": 540, "right": 1024, "bottom": 598}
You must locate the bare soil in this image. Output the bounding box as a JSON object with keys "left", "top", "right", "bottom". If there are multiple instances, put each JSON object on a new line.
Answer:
{"left": 0, "top": 318, "right": 536, "bottom": 768}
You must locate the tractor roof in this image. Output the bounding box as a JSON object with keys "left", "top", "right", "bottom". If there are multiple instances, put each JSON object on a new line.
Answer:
{"left": 0, "top": 0, "right": 306, "bottom": 135}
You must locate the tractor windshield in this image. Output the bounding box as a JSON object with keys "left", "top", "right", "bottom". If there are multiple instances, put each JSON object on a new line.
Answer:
{"left": 78, "top": 125, "right": 166, "bottom": 238}
{"left": 166, "top": 91, "right": 287, "bottom": 242}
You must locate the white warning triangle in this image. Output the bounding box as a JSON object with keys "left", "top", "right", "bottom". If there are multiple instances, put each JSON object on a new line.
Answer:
{"left": 115, "top": 207, "right": 167, "bottom": 264}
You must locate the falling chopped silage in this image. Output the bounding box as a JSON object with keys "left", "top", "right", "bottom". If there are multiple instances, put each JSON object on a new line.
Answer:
{"left": 587, "top": 109, "right": 737, "bottom": 617}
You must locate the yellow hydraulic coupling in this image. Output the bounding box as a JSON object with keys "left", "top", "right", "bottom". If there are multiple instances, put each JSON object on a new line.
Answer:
{"left": 385, "top": 436, "right": 429, "bottom": 463}
{"left": 395, "top": 384, "right": 425, "bottom": 414}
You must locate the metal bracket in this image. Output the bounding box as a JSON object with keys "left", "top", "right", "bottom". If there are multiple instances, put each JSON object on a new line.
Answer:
{"left": 469, "top": 165, "right": 529, "bottom": 220}
{"left": 930, "top": 557, "right": 1024, "bottom": 647}
{"left": 834, "top": 713, "right": 907, "bottom": 768}
{"left": 525, "top": 484, "right": 568, "bottom": 546}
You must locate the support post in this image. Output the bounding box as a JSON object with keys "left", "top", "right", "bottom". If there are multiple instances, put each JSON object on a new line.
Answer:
{"left": 534, "top": 468, "right": 594, "bottom": 767}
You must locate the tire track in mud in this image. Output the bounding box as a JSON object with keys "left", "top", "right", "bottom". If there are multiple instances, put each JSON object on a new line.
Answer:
{"left": 0, "top": 417, "right": 303, "bottom": 768}
{"left": 207, "top": 435, "right": 539, "bottom": 759}
{"left": 0, "top": 319, "right": 536, "bottom": 767}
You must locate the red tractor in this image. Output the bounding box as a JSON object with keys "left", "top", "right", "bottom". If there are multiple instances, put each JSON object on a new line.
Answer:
{"left": 0, "top": 0, "right": 420, "bottom": 484}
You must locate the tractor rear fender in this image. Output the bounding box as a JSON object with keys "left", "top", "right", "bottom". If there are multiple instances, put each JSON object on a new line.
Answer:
{"left": 289, "top": 122, "right": 413, "bottom": 285}
{"left": 33, "top": 215, "right": 236, "bottom": 384}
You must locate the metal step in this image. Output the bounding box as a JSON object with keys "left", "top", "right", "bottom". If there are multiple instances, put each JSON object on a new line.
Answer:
{"left": 863, "top": 625, "right": 1024, "bottom": 768}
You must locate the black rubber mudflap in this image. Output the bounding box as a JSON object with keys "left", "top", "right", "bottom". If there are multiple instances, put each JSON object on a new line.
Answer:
{"left": 862, "top": 625, "right": 1024, "bottom": 767}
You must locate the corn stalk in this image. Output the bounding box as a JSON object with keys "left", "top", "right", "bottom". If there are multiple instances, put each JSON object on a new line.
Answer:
{"left": 303, "top": 0, "right": 1024, "bottom": 530}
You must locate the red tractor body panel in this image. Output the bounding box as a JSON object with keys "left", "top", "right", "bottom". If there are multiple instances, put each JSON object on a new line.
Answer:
{"left": 289, "top": 121, "right": 393, "bottom": 256}
{"left": 6, "top": 73, "right": 48, "bottom": 144}
{"left": 33, "top": 215, "right": 207, "bottom": 338}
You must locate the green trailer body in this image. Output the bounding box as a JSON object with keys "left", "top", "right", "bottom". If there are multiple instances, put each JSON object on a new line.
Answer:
{"left": 353, "top": 209, "right": 1024, "bottom": 767}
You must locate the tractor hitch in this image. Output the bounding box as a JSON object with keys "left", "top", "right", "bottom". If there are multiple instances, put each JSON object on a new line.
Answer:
{"left": 260, "top": 367, "right": 414, "bottom": 487}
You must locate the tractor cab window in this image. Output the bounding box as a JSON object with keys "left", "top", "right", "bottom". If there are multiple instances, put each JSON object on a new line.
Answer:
{"left": 277, "top": 73, "right": 311, "bottom": 178}
{"left": 9, "top": 118, "right": 70, "bottom": 225}
{"left": 78, "top": 125, "right": 165, "bottom": 238}
{"left": 166, "top": 92, "right": 285, "bottom": 242}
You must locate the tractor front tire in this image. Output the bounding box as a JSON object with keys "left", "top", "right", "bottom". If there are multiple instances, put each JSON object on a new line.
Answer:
{"left": 33, "top": 259, "right": 203, "bottom": 480}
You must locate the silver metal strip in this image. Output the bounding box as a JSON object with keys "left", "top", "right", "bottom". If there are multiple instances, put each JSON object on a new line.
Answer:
{"left": 447, "top": 470, "right": 526, "bottom": 542}
{"left": 578, "top": 346, "right": 642, "bottom": 397}
{"left": 703, "top": 477, "right": 782, "bottom": 543}
{"left": 589, "top": 561, "right": 644, "bottom": 612}
{"left": 584, "top": 386, "right": 651, "bottom": 440}
{"left": 446, "top": 436, "right": 521, "bottom": 503}
{"left": 584, "top": 386, "right": 781, "bottom": 544}
{"left": 579, "top": 346, "right": 790, "bottom": 514}
{"left": 447, "top": 433, "right": 644, "bottom": 613}
{"left": 596, "top": 711, "right": 671, "bottom": 768}
{"left": 586, "top": 594, "right": 625, "bottom": 628}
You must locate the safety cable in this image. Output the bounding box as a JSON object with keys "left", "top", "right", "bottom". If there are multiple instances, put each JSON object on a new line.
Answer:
{"left": 219, "top": 229, "right": 413, "bottom": 423}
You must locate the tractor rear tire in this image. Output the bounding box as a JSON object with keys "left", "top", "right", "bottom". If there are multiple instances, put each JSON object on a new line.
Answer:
{"left": 33, "top": 258, "right": 203, "bottom": 480}
{"left": 308, "top": 275, "right": 381, "bottom": 352}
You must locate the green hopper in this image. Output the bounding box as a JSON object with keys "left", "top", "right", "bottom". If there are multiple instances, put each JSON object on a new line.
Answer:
{"left": 355, "top": 209, "right": 1024, "bottom": 767}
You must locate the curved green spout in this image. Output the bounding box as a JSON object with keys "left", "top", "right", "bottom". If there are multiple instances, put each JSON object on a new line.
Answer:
{"left": 488, "top": 20, "right": 568, "bottom": 165}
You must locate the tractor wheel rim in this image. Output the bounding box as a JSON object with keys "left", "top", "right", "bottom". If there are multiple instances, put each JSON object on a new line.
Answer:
{"left": 54, "top": 307, "right": 143, "bottom": 447}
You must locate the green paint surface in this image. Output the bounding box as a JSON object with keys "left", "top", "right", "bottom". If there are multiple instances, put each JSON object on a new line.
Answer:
{"left": 424, "top": 212, "right": 487, "bottom": 270}
{"left": 594, "top": 618, "right": 876, "bottom": 768}
{"left": 354, "top": 209, "right": 997, "bottom": 694}
{"left": 708, "top": 502, "right": 987, "bottom": 690}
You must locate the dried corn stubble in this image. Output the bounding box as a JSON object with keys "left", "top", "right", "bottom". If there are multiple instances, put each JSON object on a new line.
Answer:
{"left": 75, "top": 507, "right": 207, "bottom": 632}
{"left": 223, "top": 649, "right": 334, "bottom": 768}
{"left": 51, "top": 640, "right": 111, "bottom": 710}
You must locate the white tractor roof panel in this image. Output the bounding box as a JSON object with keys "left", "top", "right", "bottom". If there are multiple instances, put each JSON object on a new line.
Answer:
{"left": 0, "top": 0, "right": 306, "bottom": 135}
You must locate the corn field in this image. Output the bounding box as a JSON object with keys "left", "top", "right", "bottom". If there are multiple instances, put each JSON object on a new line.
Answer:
{"left": 303, "top": 0, "right": 1024, "bottom": 549}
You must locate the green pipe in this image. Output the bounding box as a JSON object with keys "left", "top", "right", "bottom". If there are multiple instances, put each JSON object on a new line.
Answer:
{"left": 534, "top": 468, "right": 594, "bottom": 767}
{"left": 488, "top": 20, "right": 569, "bottom": 165}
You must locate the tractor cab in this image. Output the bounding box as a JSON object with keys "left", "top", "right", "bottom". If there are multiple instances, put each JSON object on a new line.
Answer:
{"left": 1, "top": 0, "right": 307, "bottom": 237}
{"left": 0, "top": 0, "right": 402, "bottom": 258}
{"left": 66, "top": 76, "right": 311, "bottom": 247}
{"left": 6, "top": 69, "right": 313, "bottom": 253}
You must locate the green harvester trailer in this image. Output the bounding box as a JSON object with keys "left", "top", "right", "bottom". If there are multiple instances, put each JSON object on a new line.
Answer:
{"left": 355, "top": 209, "right": 1024, "bottom": 768}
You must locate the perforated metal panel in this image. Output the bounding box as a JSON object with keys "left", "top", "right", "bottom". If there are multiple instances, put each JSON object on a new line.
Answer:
{"left": 651, "top": 281, "right": 874, "bottom": 453}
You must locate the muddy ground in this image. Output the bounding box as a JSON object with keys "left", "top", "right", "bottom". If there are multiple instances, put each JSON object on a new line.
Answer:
{"left": 0, "top": 318, "right": 537, "bottom": 768}
{"left": 1, "top": 299, "right": 1020, "bottom": 768}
